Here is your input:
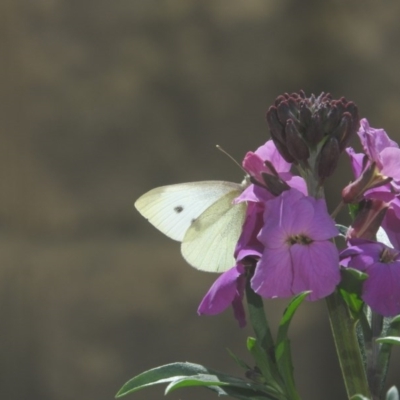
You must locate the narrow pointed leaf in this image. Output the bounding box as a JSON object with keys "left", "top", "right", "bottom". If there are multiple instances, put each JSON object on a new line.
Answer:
{"left": 247, "top": 337, "right": 280, "bottom": 386}
{"left": 245, "top": 282, "right": 275, "bottom": 356}
{"left": 212, "top": 385, "right": 281, "bottom": 400}
{"left": 227, "top": 348, "right": 251, "bottom": 371}
{"left": 165, "top": 373, "right": 282, "bottom": 399}
{"left": 274, "top": 293, "right": 308, "bottom": 400}
{"left": 389, "top": 315, "right": 400, "bottom": 333}
{"left": 276, "top": 291, "right": 310, "bottom": 346}
{"left": 116, "top": 362, "right": 245, "bottom": 397}
{"left": 376, "top": 336, "right": 400, "bottom": 346}
{"left": 164, "top": 374, "right": 229, "bottom": 394}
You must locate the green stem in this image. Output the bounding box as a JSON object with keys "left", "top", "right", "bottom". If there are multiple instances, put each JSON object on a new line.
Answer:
{"left": 245, "top": 282, "right": 301, "bottom": 400}
{"left": 326, "top": 291, "right": 371, "bottom": 399}
{"left": 366, "top": 312, "right": 383, "bottom": 399}
{"left": 373, "top": 316, "right": 399, "bottom": 399}
{"left": 245, "top": 281, "right": 275, "bottom": 356}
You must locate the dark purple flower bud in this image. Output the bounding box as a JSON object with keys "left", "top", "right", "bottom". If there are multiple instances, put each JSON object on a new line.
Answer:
{"left": 306, "top": 112, "right": 324, "bottom": 146}
{"left": 344, "top": 101, "right": 360, "bottom": 137}
{"left": 285, "top": 119, "right": 310, "bottom": 162}
{"left": 266, "top": 106, "right": 285, "bottom": 144}
{"left": 317, "top": 137, "right": 340, "bottom": 181}
{"left": 272, "top": 139, "right": 295, "bottom": 163}
{"left": 333, "top": 113, "right": 352, "bottom": 151}
{"left": 266, "top": 107, "right": 294, "bottom": 163}
{"left": 299, "top": 102, "right": 312, "bottom": 128}
{"left": 324, "top": 105, "right": 341, "bottom": 134}
{"left": 260, "top": 172, "right": 290, "bottom": 196}
{"left": 277, "top": 101, "right": 293, "bottom": 126}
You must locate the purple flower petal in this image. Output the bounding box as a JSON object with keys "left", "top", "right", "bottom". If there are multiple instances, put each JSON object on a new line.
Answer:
{"left": 290, "top": 241, "right": 340, "bottom": 301}
{"left": 380, "top": 147, "right": 400, "bottom": 184}
{"left": 251, "top": 247, "right": 294, "bottom": 298}
{"left": 198, "top": 264, "right": 244, "bottom": 316}
{"left": 254, "top": 189, "right": 339, "bottom": 300}
{"left": 362, "top": 261, "right": 400, "bottom": 316}
{"left": 345, "top": 147, "right": 366, "bottom": 179}
{"left": 358, "top": 118, "right": 398, "bottom": 168}
{"left": 254, "top": 140, "right": 291, "bottom": 173}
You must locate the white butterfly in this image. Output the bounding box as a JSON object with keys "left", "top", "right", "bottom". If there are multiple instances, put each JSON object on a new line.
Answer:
{"left": 135, "top": 180, "right": 248, "bottom": 272}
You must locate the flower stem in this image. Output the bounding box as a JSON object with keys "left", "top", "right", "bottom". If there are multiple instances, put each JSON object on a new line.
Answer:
{"left": 326, "top": 291, "right": 371, "bottom": 399}
{"left": 245, "top": 281, "right": 275, "bottom": 356}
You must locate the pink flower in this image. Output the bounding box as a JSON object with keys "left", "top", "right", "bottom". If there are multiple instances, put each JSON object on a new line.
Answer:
{"left": 252, "top": 189, "right": 340, "bottom": 301}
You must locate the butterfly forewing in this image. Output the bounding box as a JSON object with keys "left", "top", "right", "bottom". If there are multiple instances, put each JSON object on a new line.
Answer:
{"left": 134, "top": 181, "right": 243, "bottom": 242}
{"left": 181, "top": 190, "right": 246, "bottom": 272}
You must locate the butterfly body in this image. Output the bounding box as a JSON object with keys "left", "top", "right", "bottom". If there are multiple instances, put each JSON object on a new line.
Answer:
{"left": 135, "top": 181, "right": 247, "bottom": 272}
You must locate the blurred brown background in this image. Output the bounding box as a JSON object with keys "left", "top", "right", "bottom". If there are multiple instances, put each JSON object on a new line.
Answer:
{"left": 1, "top": 0, "right": 400, "bottom": 399}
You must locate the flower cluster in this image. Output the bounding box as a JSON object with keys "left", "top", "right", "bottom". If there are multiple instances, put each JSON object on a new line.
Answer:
{"left": 199, "top": 92, "right": 400, "bottom": 325}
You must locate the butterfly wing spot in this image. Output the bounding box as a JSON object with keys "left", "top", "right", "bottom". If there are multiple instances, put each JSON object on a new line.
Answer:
{"left": 174, "top": 206, "right": 184, "bottom": 213}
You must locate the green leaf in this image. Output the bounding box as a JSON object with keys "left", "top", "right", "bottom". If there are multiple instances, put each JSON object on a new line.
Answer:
{"left": 246, "top": 337, "right": 278, "bottom": 385}
{"left": 227, "top": 348, "right": 251, "bottom": 371}
{"left": 211, "top": 385, "right": 281, "bottom": 400}
{"left": 164, "top": 374, "right": 229, "bottom": 394}
{"left": 245, "top": 283, "right": 283, "bottom": 389}
{"left": 338, "top": 268, "right": 368, "bottom": 315}
{"left": 376, "top": 336, "right": 400, "bottom": 346}
{"left": 245, "top": 282, "right": 275, "bottom": 357}
{"left": 389, "top": 315, "right": 400, "bottom": 334}
{"left": 350, "top": 395, "right": 370, "bottom": 400}
{"left": 274, "top": 293, "right": 308, "bottom": 400}
{"left": 348, "top": 203, "right": 360, "bottom": 220}
{"left": 116, "top": 362, "right": 252, "bottom": 398}
{"left": 276, "top": 291, "right": 309, "bottom": 346}
{"left": 166, "top": 374, "right": 282, "bottom": 399}
{"left": 386, "top": 386, "right": 399, "bottom": 400}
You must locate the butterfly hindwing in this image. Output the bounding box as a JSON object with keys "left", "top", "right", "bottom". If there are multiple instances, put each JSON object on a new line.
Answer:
{"left": 181, "top": 190, "right": 246, "bottom": 272}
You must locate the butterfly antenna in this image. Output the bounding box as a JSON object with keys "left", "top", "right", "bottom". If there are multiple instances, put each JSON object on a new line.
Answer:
{"left": 216, "top": 145, "right": 247, "bottom": 175}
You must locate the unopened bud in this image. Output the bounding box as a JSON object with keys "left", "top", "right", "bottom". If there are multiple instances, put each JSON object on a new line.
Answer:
{"left": 266, "top": 107, "right": 294, "bottom": 163}
{"left": 317, "top": 137, "right": 340, "bottom": 181}
{"left": 285, "top": 119, "right": 310, "bottom": 162}
{"left": 261, "top": 173, "right": 290, "bottom": 196}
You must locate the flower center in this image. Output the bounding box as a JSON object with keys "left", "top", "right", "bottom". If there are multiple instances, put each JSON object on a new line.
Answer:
{"left": 287, "top": 234, "right": 313, "bottom": 246}
{"left": 380, "top": 248, "right": 399, "bottom": 263}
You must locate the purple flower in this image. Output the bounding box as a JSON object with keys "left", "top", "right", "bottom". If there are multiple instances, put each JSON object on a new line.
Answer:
{"left": 341, "top": 239, "right": 400, "bottom": 316}
{"left": 251, "top": 189, "right": 340, "bottom": 301}
{"left": 358, "top": 119, "right": 400, "bottom": 185}
{"left": 197, "top": 264, "right": 247, "bottom": 327}
{"left": 344, "top": 119, "right": 400, "bottom": 202}
{"left": 198, "top": 202, "right": 264, "bottom": 327}
{"left": 344, "top": 119, "right": 400, "bottom": 246}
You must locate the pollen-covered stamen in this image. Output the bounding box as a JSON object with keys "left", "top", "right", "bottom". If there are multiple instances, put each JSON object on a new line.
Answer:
{"left": 380, "top": 248, "right": 399, "bottom": 264}
{"left": 287, "top": 233, "right": 313, "bottom": 246}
